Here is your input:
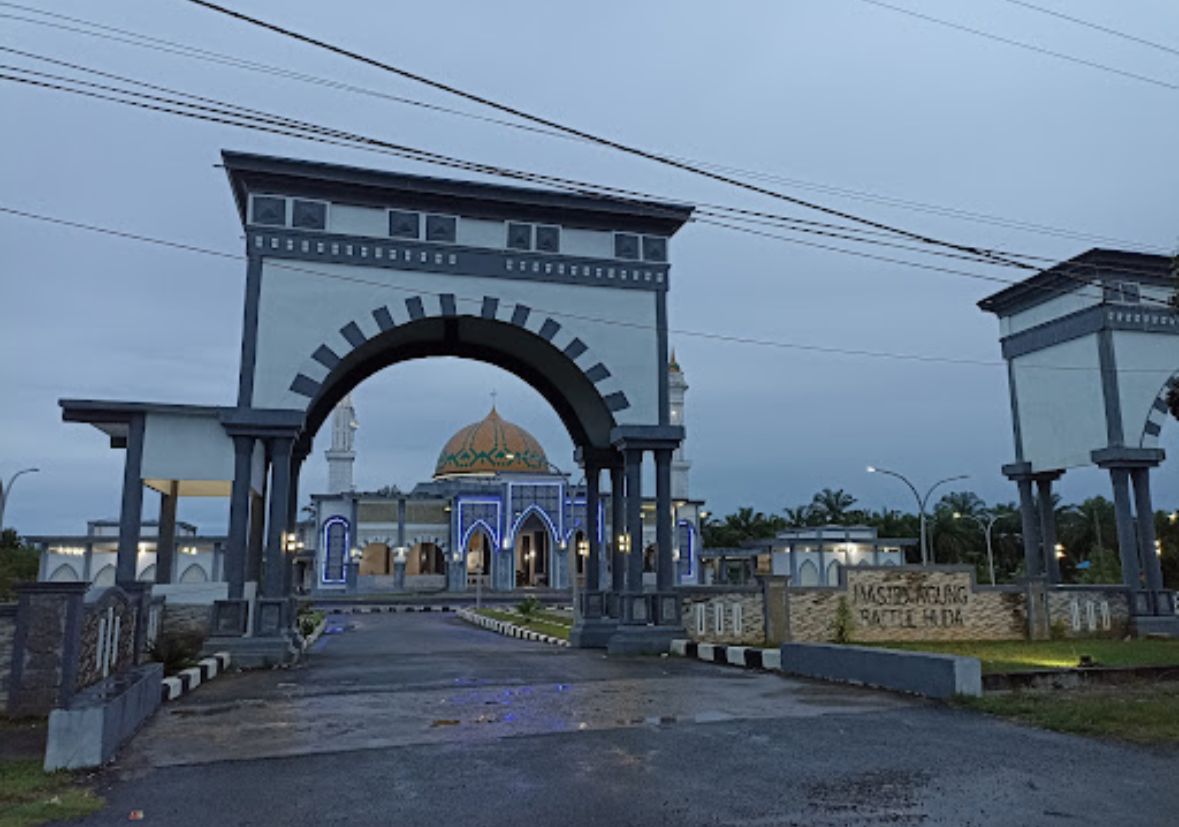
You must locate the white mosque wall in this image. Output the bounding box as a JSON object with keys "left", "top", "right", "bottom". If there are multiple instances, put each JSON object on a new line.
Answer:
{"left": 1112, "top": 330, "right": 1178, "bottom": 446}
{"left": 252, "top": 259, "right": 660, "bottom": 426}
{"left": 1011, "top": 335, "right": 1107, "bottom": 471}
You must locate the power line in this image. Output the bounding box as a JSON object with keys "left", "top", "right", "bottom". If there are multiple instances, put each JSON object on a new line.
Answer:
{"left": 1, "top": 5, "right": 1167, "bottom": 254}
{"left": 0, "top": 203, "right": 1005, "bottom": 369}
{"left": 855, "top": 0, "right": 1179, "bottom": 92}
{"left": 4, "top": 61, "right": 1173, "bottom": 308}
{"left": 997, "top": 0, "right": 1179, "bottom": 60}
{"left": 181, "top": 0, "right": 1033, "bottom": 270}
{"left": 5, "top": 202, "right": 1169, "bottom": 375}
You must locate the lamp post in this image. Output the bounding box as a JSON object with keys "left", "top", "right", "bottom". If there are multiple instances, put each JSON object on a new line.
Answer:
{"left": 953, "top": 511, "right": 1004, "bottom": 585}
{"left": 0, "top": 467, "right": 39, "bottom": 532}
{"left": 867, "top": 466, "right": 968, "bottom": 565}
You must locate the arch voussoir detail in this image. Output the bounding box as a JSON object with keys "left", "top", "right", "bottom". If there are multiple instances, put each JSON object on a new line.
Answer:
{"left": 1140, "top": 373, "right": 1179, "bottom": 447}
{"left": 288, "top": 295, "right": 631, "bottom": 414}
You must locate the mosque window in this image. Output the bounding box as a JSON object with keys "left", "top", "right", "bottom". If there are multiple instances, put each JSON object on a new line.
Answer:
{"left": 322, "top": 517, "right": 350, "bottom": 583}
{"left": 507, "top": 222, "right": 533, "bottom": 250}
{"left": 291, "top": 199, "right": 327, "bottom": 231}
{"left": 425, "top": 214, "right": 457, "bottom": 243}
{"left": 614, "top": 232, "right": 640, "bottom": 260}
{"left": 250, "top": 195, "right": 287, "bottom": 226}
{"left": 641, "top": 235, "right": 668, "bottom": 262}
{"left": 535, "top": 225, "right": 561, "bottom": 253}
{"left": 389, "top": 210, "right": 421, "bottom": 239}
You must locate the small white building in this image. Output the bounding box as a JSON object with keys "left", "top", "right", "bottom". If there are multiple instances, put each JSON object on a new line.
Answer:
{"left": 29, "top": 520, "right": 223, "bottom": 586}
{"left": 772, "top": 525, "right": 912, "bottom": 586}
{"left": 701, "top": 525, "right": 913, "bottom": 586}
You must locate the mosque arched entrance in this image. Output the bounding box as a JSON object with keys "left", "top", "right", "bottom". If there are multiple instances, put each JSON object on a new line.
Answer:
{"left": 60, "top": 150, "right": 695, "bottom": 659}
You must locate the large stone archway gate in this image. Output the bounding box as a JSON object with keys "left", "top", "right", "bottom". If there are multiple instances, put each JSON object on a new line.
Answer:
{"left": 62, "top": 151, "right": 694, "bottom": 660}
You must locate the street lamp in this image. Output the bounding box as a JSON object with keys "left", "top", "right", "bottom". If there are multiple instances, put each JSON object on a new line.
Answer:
{"left": 867, "top": 466, "right": 968, "bottom": 565}
{"left": 616, "top": 533, "right": 631, "bottom": 554}
{"left": 0, "top": 467, "right": 39, "bottom": 531}
{"left": 953, "top": 511, "right": 1005, "bottom": 586}
{"left": 283, "top": 532, "right": 304, "bottom": 554}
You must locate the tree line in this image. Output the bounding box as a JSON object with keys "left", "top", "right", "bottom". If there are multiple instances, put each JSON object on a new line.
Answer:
{"left": 701, "top": 487, "right": 1179, "bottom": 586}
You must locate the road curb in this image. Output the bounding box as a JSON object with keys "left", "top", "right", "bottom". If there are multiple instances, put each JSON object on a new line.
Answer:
{"left": 161, "top": 651, "right": 232, "bottom": 702}
{"left": 336, "top": 604, "right": 457, "bottom": 614}
{"left": 457, "top": 608, "right": 570, "bottom": 647}
{"left": 669, "top": 639, "right": 782, "bottom": 672}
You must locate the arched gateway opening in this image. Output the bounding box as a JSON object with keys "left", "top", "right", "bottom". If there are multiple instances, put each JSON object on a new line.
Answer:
{"left": 60, "top": 150, "right": 694, "bottom": 662}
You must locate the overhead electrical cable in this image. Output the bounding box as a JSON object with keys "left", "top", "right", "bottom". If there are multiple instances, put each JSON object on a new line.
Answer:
{"left": 2, "top": 202, "right": 1169, "bottom": 375}
{"left": 997, "top": 0, "right": 1179, "bottom": 60}
{"left": 2, "top": 62, "right": 1172, "bottom": 306}
{"left": 180, "top": 0, "right": 1034, "bottom": 270}
{"left": 0, "top": 5, "right": 1166, "bottom": 253}
{"left": 854, "top": 0, "right": 1179, "bottom": 92}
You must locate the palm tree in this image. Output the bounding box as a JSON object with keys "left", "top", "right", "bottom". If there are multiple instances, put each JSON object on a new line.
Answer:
{"left": 783, "top": 505, "right": 815, "bottom": 528}
{"left": 810, "top": 488, "right": 858, "bottom": 525}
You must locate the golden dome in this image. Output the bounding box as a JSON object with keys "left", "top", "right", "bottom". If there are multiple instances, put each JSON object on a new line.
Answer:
{"left": 433, "top": 407, "right": 549, "bottom": 478}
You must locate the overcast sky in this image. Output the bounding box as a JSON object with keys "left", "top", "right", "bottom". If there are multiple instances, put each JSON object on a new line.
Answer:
{"left": 3, "top": 0, "right": 1178, "bottom": 535}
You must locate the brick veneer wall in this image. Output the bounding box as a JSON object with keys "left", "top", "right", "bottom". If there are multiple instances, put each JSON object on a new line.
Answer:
{"left": 679, "top": 586, "right": 767, "bottom": 645}
{"left": 75, "top": 588, "right": 138, "bottom": 690}
{"left": 1046, "top": 586, "right": 1132, "bottom": 638}
{"left": 0, "top": 604, "right": 16, "bottom": 710}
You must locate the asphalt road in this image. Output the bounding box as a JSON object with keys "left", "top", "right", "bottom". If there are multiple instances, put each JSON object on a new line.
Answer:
{"left": 69, "top": 612, "right": 1179, "bottom": 826}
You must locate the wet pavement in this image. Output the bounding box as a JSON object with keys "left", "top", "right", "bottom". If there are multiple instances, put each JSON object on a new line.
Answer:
{"left": 72, "top": 612, "right": 1179, "bottom": 826}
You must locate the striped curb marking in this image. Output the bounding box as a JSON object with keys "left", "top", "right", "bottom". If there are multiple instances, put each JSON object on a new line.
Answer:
{"left": 161, "top": 651, "right": 232, "bottom": 703}
{"left": 456, "top": 608, "right": 570, "bottom": 648}
{"left": 669, "top": 639, "right": 782, "bottom": 672}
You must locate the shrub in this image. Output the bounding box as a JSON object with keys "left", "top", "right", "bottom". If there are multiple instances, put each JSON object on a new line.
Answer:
{"left": 832, "top": 596, "right": 855, "bottom": 644}
{"left": 298, "top": 610, "right": 325, "bottom": 638}
{"left": 516, "top": 596, "right": 542, "bottom": 618}
{"left": 149, "top": 631, "right": 206, "bottom": 676}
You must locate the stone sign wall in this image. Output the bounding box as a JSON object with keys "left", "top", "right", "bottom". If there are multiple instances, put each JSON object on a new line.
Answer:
{"left": 676, "top": 566, "right": 1133, "bottom": 646}
{"left": 789, "top": 568, "right": 1027, "bottom": 643}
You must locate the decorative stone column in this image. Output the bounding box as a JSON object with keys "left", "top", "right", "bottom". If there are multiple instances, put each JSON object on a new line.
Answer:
{"left": 1131, "top": 467, "right": 1165, "bottom": 593}
{"left": 115, "top": 414, "right": 145, "bottom": 588}
{"left": 155, "top": 480, "right": 179, "bottom": 585}
{"left": 224, "top": 435, "right": 254, "bottom": 602}
{"left": 610, "top": 464, "right": 625, "bottom": 604}
{"left": 1003, "top": 463, "right": 1043, "bottom": 578}
{"left": 623, "top": 447, "right": 645, "bottom": 624}
{"left": 654, "top": 448, "right": 674, "bottom": 593}
{"left": 1035, "top": 474, "right": 1063, "bottom": 584}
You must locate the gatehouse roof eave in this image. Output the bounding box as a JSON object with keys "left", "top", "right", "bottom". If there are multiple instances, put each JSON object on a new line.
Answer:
{"left": 221, "top": 150, "right": 695, "bottom": 235}
{"left": 977, "top": 247, "right": 1174, "bottom": 317}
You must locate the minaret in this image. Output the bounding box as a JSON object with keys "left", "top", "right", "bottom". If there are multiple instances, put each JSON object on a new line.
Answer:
{"left": 326, "top": 393, "right": 358, "bottom": 494}
{"left": 669, "top": 350, "right": 691, "bottom": 499}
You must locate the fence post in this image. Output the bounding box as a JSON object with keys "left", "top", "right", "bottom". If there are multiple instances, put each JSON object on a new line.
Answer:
{"left": 7, "top": 582, "right": 88, "bottom": 716}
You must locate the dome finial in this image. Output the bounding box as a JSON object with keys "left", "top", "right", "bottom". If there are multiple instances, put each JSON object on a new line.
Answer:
{"left": 669, "top": 348, "right": 681, "bottom": 373}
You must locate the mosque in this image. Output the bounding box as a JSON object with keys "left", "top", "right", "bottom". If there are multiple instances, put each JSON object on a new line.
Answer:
{"left": 293, "top": 355, "right": 704, "bottom": 594}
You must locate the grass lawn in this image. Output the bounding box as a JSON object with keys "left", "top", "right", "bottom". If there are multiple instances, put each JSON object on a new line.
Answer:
{"left": 0, "top": 718, "right": 102, "bottom": 827}
{"left": 865, "top": 639, "right": 1179, "bottom": 673}
{"left": 958, "top": 683, "right": 1179, "bottom": 745}
{"left": 473, "top": 608, "right": 570, "bottom": 641}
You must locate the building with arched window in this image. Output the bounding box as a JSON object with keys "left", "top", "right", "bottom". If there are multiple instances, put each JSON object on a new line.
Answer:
{"left": 299, "top": 361, "right": 704, "bottom": 595}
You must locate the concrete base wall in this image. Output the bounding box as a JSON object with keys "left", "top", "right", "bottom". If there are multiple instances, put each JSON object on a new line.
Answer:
{"left": 44, "top": 662, "right": 163, "bottom": 770}
{"left": 778, "top": 643, "right": 981, "bottom": 700}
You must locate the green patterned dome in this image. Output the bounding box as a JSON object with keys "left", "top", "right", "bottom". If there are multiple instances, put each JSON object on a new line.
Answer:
{"left": 433, "top": 407, "right": 549, "bottom": 478}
